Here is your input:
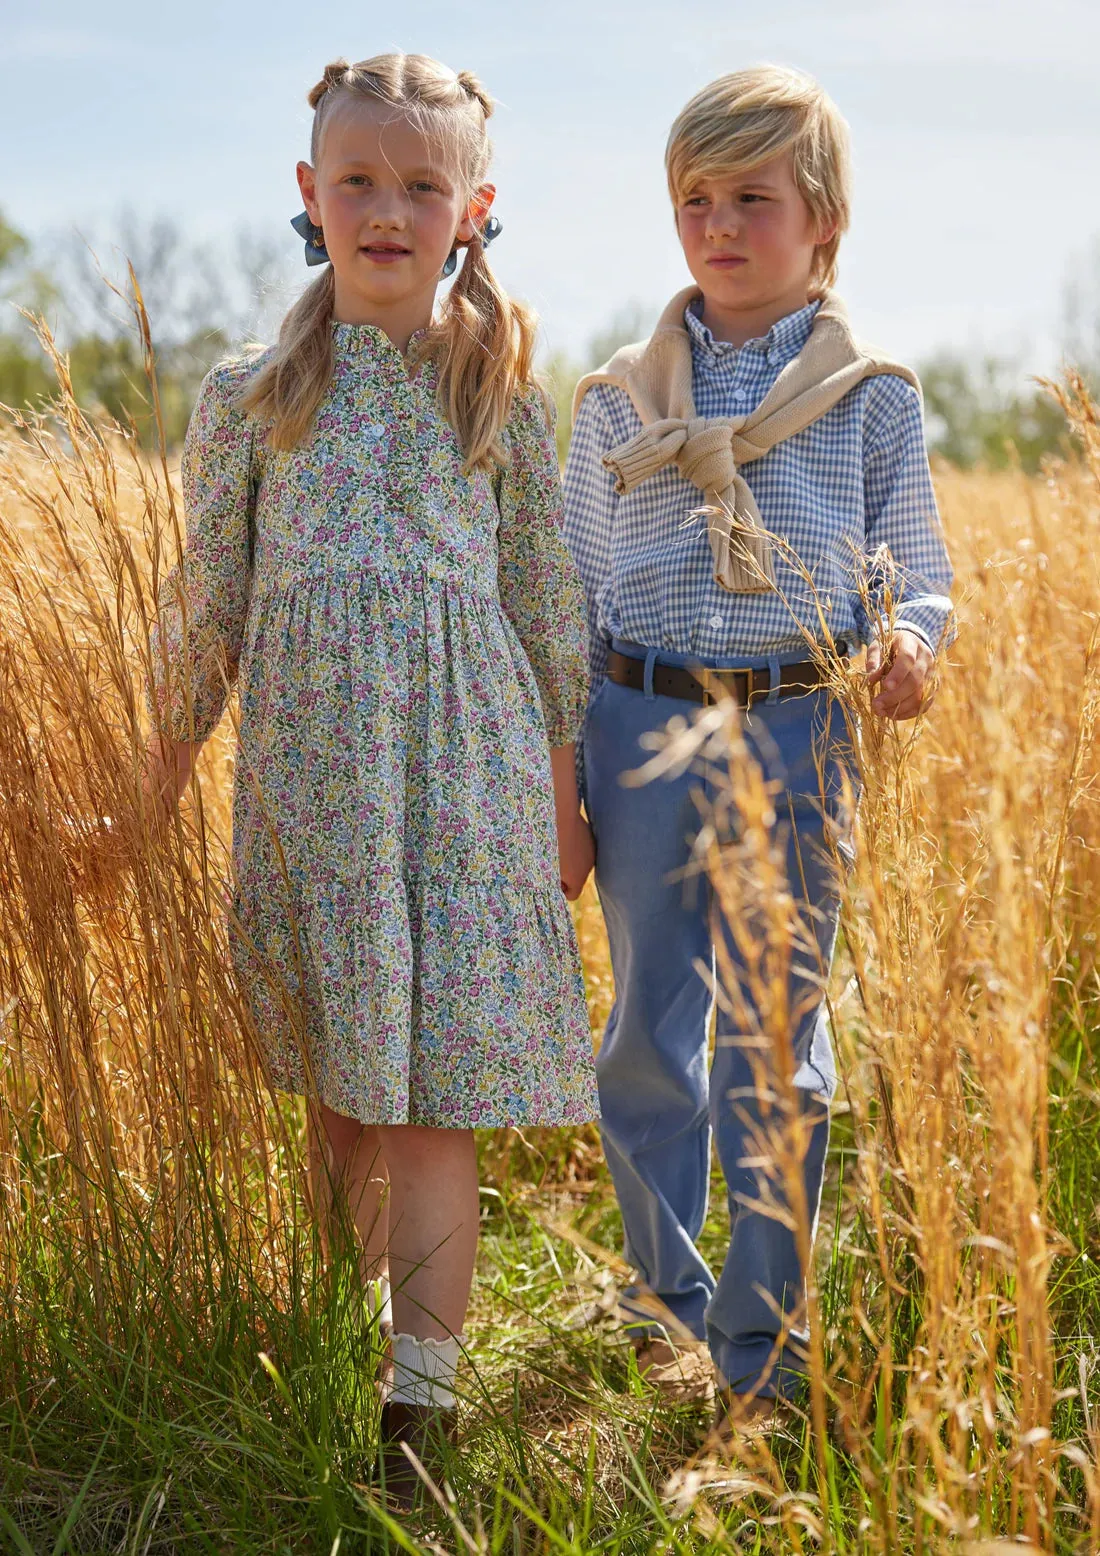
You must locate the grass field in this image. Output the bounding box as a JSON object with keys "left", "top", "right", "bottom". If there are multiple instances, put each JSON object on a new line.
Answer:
{"left": 1, "top": 348, "right": 1100, "bottom": 1552}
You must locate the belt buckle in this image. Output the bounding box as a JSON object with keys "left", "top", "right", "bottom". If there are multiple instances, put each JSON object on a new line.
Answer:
{"left": 699, "top": 667, "right": 753, "bottom": 707}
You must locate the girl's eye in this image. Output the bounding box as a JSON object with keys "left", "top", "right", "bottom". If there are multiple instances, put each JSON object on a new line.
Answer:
{"left": 411, "top": 181, "right": 440, "bottom": 194}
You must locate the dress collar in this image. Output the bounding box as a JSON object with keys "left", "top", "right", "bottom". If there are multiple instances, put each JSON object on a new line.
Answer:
{"left": 330, "top": 319, "right": 432, "bottom": 362}
{"left": 684, "top": 295, "right": 821, "bottom": 369}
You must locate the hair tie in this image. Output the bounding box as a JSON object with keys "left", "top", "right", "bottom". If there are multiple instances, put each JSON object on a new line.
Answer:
{"left": 456, "top": 70, "right": 494, "bottom": 118}
{"left": 442, "top": 214, "right": 502, "bottom": 278}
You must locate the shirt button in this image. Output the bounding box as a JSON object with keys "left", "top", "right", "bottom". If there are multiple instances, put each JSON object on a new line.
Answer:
{"left": 732, "top": 389, "right": 746, "bottom": 403}
{"left": 709, "top": 613, "right": 723, "bottom": 629}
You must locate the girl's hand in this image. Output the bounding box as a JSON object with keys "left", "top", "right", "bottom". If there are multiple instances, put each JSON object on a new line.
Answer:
{"left": 865, "top": 629, "right": 936, "bottom": 721}
{"left": 142, "top": 733, "right": 199, "bottom": 827}
{"left": 557, "top": 809, "right": 596, "bottom": 902}
{"left": 549, "top": 743, "right": 595, "bottom": 901}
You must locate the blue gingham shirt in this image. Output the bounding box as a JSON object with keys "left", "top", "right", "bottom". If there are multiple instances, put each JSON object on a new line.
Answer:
{"left": 562, "top": 297, "right": 955, "bottom": 695}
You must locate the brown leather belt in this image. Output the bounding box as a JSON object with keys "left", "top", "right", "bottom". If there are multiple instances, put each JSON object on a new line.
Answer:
{"left": 606, "top": 648, "right": 827, "bottom": 708}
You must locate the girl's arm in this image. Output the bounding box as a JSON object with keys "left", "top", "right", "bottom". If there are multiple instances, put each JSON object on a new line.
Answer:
{"left": 551, "top": 744, "right": 595, "bottom": 902}
{"left": 495, "top": 385, "right": 594, "bottom": 900}
{"left": 143, "top": 359, "right": 258, "bottom": 807}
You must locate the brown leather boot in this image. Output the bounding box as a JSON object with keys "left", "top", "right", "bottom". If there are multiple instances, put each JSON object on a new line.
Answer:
{"left": 706, "top": 1386, "right": 800, "bottom": 1453}
{"left": 378, "top": 1398, "right": 459, "bottom": 1512}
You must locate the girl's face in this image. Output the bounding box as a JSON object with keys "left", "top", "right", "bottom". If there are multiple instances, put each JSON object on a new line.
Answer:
{"left": 674, "top": 149, "right": 832, "bottom": 323}
{"left": 297, "top": 95, "right": 494, "bottom": 332}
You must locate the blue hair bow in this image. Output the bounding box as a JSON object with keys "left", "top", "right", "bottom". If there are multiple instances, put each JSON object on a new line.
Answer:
{"left": 442, "top": 215, "right": 503, "bottom": 278}
{"left": 290, "top": 210, "right": 330, "bottom": 266}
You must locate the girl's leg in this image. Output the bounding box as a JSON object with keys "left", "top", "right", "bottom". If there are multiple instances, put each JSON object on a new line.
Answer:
{"left": 375, "top": 1124, "right": 478, "bottom": 1338}
{"left": 372, "top": 1126, "right": 477, "bottom": 1506}
{"left": 310, "top": 1104, "right": 390, "bottom": 1290}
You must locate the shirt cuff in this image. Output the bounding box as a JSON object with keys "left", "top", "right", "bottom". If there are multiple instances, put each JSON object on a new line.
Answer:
{"left": 893, "top": 619, "right": 937, "bottom": 653}
{"left": 889, "top": 595, "right": 956, "bottom": 655}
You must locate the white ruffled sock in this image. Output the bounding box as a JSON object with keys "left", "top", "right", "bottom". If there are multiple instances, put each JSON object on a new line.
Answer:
{"left": 389, "top": 1332, "right": 463, "bottom": 1409}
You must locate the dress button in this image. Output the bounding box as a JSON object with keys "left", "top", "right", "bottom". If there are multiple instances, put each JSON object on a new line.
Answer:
{"left": 709, "top": 613, "right": 723, "bottom": 629}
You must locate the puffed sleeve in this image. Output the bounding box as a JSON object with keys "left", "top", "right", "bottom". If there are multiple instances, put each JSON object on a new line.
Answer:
{"left": 145, "top": 359, "right": 258, "bottom": 743}
{"left": 494, "top": 384, "right": 590, "bottom": 747}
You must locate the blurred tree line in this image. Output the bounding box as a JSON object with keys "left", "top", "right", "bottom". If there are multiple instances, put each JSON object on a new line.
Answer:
{"left": 0, "top": 209, "right": 290, "bottom": 446}
{"left": 2, "top": 206, "right": 1097, "bottom": 470}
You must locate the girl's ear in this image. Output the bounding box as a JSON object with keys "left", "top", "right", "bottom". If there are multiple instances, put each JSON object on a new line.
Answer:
{"left": 456, "top": 182, "right": 497, "bottom": 244}
{"left": 815, "top": 214, "right": 838, "bottom": 247}
{"left": 297, "top": 161, "right": 321, "bottom": 226}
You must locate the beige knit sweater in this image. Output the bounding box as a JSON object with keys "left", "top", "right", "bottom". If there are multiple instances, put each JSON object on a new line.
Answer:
{"left": 572, "top": 285, "right": 922, "bottom": 594}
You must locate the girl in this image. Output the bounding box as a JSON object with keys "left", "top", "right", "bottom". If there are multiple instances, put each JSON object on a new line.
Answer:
{"left": 140, "top": 53, "right": 598, "bottom": 1501}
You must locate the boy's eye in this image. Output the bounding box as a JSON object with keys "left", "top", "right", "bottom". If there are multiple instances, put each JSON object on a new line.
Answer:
{"left": 410, "top": 180, "right": 441, "bottom": 194}
{"left": 684, "top": 195, "right": 709, "bottom": 207}
{"left": 344, "top": 175, "right": 370, "bottom": 187}
{"left": 739, "top": 193, "right": 766, "bottom": 203}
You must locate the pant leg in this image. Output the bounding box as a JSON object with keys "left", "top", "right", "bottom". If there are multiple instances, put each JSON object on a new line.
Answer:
{"left": 583, "top": 677, "right": 717, "bottom": 1340}
{"left": 704, "top": 690, "right": 855, "bottom": 1398}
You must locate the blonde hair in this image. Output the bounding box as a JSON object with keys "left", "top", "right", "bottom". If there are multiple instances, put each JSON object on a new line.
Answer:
{"left": 242, "top": 53, "right": 538, "bottom": 469}
{"left": 665, "top": 64, "right": 851, "bottom": 292}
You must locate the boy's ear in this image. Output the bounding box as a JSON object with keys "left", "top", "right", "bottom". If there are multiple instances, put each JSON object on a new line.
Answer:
{"left": 815, "top": 215, "right": 838, "bottom": 247}
{"left": 456, "top": 182, "right": 497, "bottom": 243}
{"left": 297, "top": 162, "right": 321, "bottom": 226}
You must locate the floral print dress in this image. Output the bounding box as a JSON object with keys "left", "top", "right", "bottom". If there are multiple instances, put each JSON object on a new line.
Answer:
{"left": 147, "top": 321, "right": 599, "bottom": 1128}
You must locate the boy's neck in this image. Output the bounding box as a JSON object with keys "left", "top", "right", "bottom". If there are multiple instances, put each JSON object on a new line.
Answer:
{"left": 697, "top": 282, "right": 815, "bottom": 350}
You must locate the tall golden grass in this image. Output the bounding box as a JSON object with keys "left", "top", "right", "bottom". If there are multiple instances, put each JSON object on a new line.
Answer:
{"left": 2, "top": 326, "right": 1100, "bottom": 1548}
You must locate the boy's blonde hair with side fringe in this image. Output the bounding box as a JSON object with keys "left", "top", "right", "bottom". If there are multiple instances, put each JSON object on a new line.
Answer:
{"left": 665, "top": 64, "right": 852, "bottom": 293}
{"left": 242, "top": 53, "right": 538, "bottom": 471}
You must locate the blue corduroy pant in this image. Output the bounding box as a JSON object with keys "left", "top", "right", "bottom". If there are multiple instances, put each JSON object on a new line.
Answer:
{"left": 582, "top": 639, "right": 857, "bottom": 1399}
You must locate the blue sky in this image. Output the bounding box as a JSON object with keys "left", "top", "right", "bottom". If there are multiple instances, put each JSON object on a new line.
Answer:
{"left": 2, "top": 0, "right": 1098, "bottom": 372}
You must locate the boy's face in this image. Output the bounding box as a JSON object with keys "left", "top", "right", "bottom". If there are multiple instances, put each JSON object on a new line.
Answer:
{"left": 674, "top": 149, "right": 830, "bottom": 320}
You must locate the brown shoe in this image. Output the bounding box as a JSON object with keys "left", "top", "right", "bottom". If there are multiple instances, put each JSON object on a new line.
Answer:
{"left": 378, "top": 1399, "right": 458, "bottom": 1511}
{"left": 634, "top": 1337, "right": 715, "bottom": 1402}
{"left": 706, "top": 1387, "right": 800, "bottom": 1452}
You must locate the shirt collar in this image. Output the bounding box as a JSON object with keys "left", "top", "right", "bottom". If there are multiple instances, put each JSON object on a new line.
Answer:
{"left": 684, "top": 294, "right": 820, "bottom": 369}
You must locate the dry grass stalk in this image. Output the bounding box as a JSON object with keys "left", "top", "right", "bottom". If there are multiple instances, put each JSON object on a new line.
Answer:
{"left": 625, "top": 378, "right": 1100, "bottom": 1546}
{"left": 2, "top": 299, "right": 1100, "bottom": 1546}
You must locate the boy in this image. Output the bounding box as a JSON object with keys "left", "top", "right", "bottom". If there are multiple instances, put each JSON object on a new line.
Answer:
{"left": 562, "top": 65, "right": 954, "bottom": 1440}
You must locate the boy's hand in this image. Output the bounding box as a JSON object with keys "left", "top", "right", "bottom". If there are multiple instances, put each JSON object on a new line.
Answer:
{"left": 866, "top": 629, "right": 936, "bottom": 721}
{"left": 557, "top": 809, "right": 596, "bottom": 902}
